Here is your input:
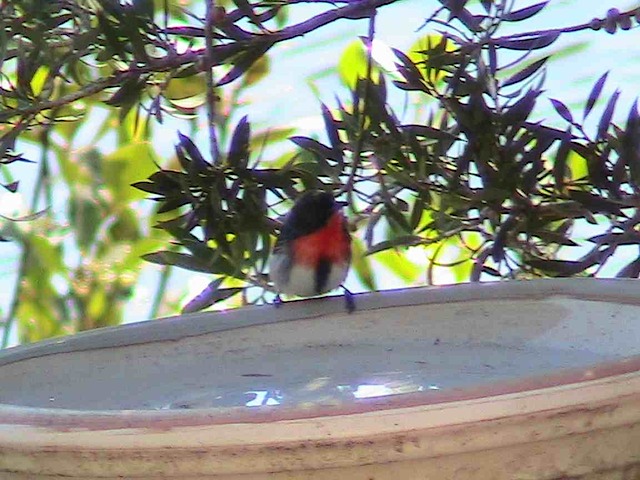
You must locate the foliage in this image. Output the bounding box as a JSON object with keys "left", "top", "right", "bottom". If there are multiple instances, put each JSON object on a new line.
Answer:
{"left": 2, "top": 0, "right": 640, "bottom": 344}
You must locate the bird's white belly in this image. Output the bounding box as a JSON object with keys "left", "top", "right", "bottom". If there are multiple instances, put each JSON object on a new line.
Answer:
{"left": 269, "top": 254, "right": 348, "bottom": 297}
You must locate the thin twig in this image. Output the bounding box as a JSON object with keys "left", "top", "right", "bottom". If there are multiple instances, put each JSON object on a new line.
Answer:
{"left": 204, "top": 0, "right": 220, "bottom": 164}
{"left": 149, "top": 265, "right": 172, "bottom": 319}
{"left": 343, "top": 9, "right": 377, "bottom": 207}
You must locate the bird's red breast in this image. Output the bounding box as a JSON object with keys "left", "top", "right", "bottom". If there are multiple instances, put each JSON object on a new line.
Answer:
{"left": 291, "top": 211, "right": 350, "bottom": 267}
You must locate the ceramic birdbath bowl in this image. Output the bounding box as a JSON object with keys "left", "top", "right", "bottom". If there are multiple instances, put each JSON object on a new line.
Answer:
{"left": 1, "top": 278, "right": 640, "bottom": 479}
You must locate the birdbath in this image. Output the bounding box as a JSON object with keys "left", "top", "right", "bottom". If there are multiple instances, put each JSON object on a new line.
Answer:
{"left": 1, "top": 278, "right": 640, "bottom": 479}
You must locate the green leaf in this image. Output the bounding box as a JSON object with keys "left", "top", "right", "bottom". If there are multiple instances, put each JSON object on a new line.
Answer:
{"left": 28, "top": 235, "right": 66, "bottom": 274}
{"left": 103, "top": 142, "right": 158, "bottom": 203}
{"left": 143, "top": 251, "right": 216, "bottom": 273}
{"left": 164, "top": 74, "right": 207, "bottom": 100}
{"left": 408, "top": 34, "right": 457, "bottom": 85}
{"left": 250, "top": 127, "right": 296, "bottom": 150}
{"left": 242, "top": 54, "right": 270, "bottom": 87}
{"left": 338, "top": 39, "right": 380, "bottom": 90}
{"left": 375, "top": 249, "right": 421, "bottom": 283}
{"left": 30, "top": 65, "right": 49, "bottom": 96}
{"left": 108, "top": 206, "right": 142, "bottom": 242}
{"left": 69, "top": 188, "right": 105, "bottom": 251}
{"left": 567, "top": 150, "right": 588, "bottom": 181}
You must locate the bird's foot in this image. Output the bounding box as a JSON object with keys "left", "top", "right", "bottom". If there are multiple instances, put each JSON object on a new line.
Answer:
{"left": 273, "top": 294, "right": 283, "bottom": 308}
{"left": 342, "top": 286, "right": 355, "bottom": 314}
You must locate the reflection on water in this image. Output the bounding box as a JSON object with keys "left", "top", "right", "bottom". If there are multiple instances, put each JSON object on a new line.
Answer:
{"left": 245, "top": 390, "right": 283, "bottom": 406}
{"left": 158, "top": 342, "right": 612, "bottom": 411}
{"left": 353, "top": 384, "right": 395, "bottom": 399}
{"left": 164, "top": 373, "right": 438, "bottom": 409}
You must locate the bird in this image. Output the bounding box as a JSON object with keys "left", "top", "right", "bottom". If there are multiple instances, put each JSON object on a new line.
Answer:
{"left": 269, "top": 190, "right": 354, "bottom": 312}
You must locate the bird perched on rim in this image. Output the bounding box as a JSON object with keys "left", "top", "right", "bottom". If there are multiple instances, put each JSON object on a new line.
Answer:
{"left": 269, "top": 190, "right": 354, "bottom": 312}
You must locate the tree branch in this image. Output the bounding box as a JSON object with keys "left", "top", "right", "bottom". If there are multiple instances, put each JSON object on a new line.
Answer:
{"left": 0, "top": 0, "right": 399, "bottom": 124}
{"left": 205, "top": 0, "right": 221, "bottom": 164}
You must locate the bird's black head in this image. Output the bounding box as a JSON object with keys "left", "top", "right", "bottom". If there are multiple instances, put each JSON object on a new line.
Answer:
{"left": 283, "top": 190, "right": 340, "bottom": 237}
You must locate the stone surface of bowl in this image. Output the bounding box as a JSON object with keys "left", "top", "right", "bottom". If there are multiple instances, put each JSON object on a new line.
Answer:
{"left": 1, "top": 278, "right": 640, "bottom": 479}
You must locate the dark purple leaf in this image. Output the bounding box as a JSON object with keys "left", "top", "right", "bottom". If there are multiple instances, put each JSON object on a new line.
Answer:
{"left": 492, "top": 215, "right": 517, "bottom": 262}
{"left": 384, "top": 201, "right": 411, "bottom": 233}
{"left": 401, "top": 124, "right": 457, "bottom": 140}
{"left": 409, "top": 196, "right": 426, "bottom": 230}
{"left": 567, "top": 190, "right": 621, "bottom": 215}
{"left": 364, "top": 210, "right": 383, "bottom": 248}
{"left": 104, "top": 77, "right": 145, "bottom": 107}
{"left": 0, "top": 131, "right": 17, "bottom": 158}
{"left": 444, "top": 0, "right": 469, "bottom": 12}
{"left": 503, "top": 1, "right": 549, "bottom": 22}
{"left": 550, "top": 98, "right": 573, "bottom": 123}
{"left": 591, "top": 149, "right": 611, "bottom": 190}
{"left": 627, "top": 98, "right": 639, "bottom": 128}
{"left": 131, "top": 181, "right": 167, "bottom": 195}
{"left": 249, "top": 170, "right": 294, "bottom": 189}
{"left": 232, "top": 0, "right": 265, "bottom": 29}
{"left": 227, "top": 115, "right": 251, "bottom": 168}
{"left": 534, "top": 229, "right": 579, "bottom": 247}
{"left": 321, "top": 103, "right": 343, "bottom": 167}
{"left": 480, "top": 0, "right": 493, "bottom": 13}
{"left": 158, "top": 196, "right": 191, "bottom": 213}
{"left": 622, "top": 99, "right": 640, "bottom": 186}
{"left": 393, "top": 48, "right": 424, "bottom": 84}
{"left": 521, "top": 156, "right": 544, "bottom": 193}
{"left": 0, "top": 153, "right": 34, "bottom": 165}
{"left": 163, "top": 26, "right": 205, "bottom": 37}
{"left": 182, "top": 278, "right": 243, "bottom": 313}
{"left": 456, "top": 12, "right": 483, "bottom": 32}
{"left": 178, "top": 132, "right": 210, "bottom": 172}
{"left": 552, "top": 128, "right": 571, "bottom": 192}
{"left": 470, "top": 246, "right": 492, "bottom": 281}
{"left": 147, "top": 170, "right": 184, "bottom": 193}
{"left": 584, "top": 71, "right": 608, "bottom": 119}
{"left": 217, "top": 44, "right": 271, "bottom": 86}
{"left": 217, "top": 22, "right": 253, "bottom": 42}
{"left": 527, "top": 258, "right": 585, "bottom": 276}
{"left": 488, "top": 43, "right": 498, "bottom": 76}
{"left": 2, "top": 181, "right": 18, "bottom": 192}
{"left": 587, "top": 232, "right": 640, "bottom": 245}
{"left": 290, "top": 136, "right": 337, "bottom": 162}
{"left": 494, "top": 32, "right": 559, "bottom": 51}
{"left": 617, "top": 258, "right": 640, "bottom": 278}
{"left": 174, "top": 142, "right": 190, "bottom": 171}
{"left": 597, "top": 89, "right": 620, "bottom": 139}
{"left": 443, "top": 0, "right": 481, "bottom": 30}
{"left": 392, "top": 80, "right": 425, "bottom": 93}
{"left": 142, "top": 251, "right": 216, "bottom": 273}
{"left": 502, "top": 57, "right": 548, "bottom": 87}
{"left": 502, "top": 88, "right": 540, "bottom": 125}
{"left": 482, "top": 266, "right": 502, "bottom": 277}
